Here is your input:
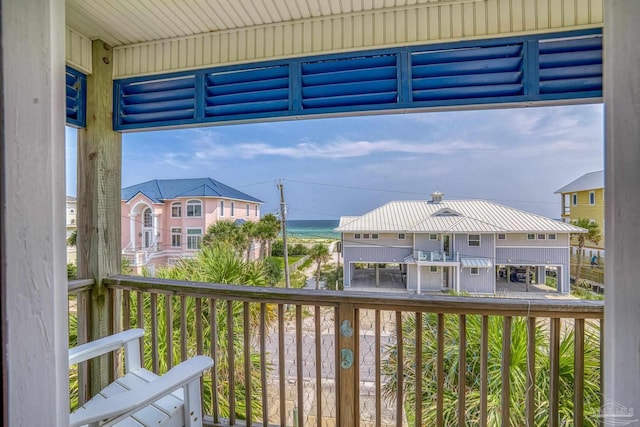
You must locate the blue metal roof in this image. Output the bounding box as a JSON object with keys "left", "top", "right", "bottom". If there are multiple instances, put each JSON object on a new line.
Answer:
{"left": 122, "top": 178, "right": 263, "bottom": 204}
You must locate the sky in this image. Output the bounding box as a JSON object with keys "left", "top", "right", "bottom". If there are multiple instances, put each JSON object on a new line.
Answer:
{"left": 65, "top": 103, "right": 603, "bottom": 220}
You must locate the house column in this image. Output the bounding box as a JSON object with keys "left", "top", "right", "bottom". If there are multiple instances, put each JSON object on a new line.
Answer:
{"left": 416, "top": 265, "right": 421, "bottom": 294}
{"left": 604, "top": 0, "right": 640, "bottom": 411}
{"left": 2, "top": 0, "right": 68, "bottom": 424}
{"left": 129, "top": 213, "right": 136, "bottom": 249}
{"left": 77, "top": 39, "right": 122, "bottom": 395}
{"left": 456, "top": 267, "right": 461, "bottom": 292}
{"left": 152, "top": 212, "right": 159, "bottom": 249}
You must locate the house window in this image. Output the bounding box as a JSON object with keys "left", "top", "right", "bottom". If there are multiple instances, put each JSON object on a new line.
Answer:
{"left": 230, "top": 202, "right": 235, "bottom": 217}
{"left": 429, "top": 234, "right": 438, "bottom": 240}
{"left": 354, "top": 233, "right": 361, "bottom": 240}
{"left": 171, "top": 228, "right": 181, "bottom": 248}
{"left": 537, "top": 234, "right": 546, "bottom": 240}
{"left": 143, "top": 207, "right": 153, "bottom": 227}
{"left": 363, "top": 233, "right": 370, "bottom": 239}
{"left": 398, "top": 233, "right": 406, "bottom": 240}
{"left": 468, "top": 234, "right": 480, "bottom": 247}
{"left": 246, "top": 204, "right": 250, "bottom": 216}
{"left": 186, "top": 228, "right": 202, "bottom": 250}
{"left": 470, "top": 267, "right": 479, "bottom": 275}
{"left": 548, "top": 234, "right": 557, "bottom": 240}
{"left": 497, "top": 234, "right": 506, "bottom": 240}
{"left": 220, "top": 200, "right": 225, "bottom": 217}
{"left": 372, "top": 233, "right": 379, "bottom": 240}
{"left": 186, "top": 200, "right": 202, "bottom": 217}
{"left": 429, "top": 266, "right": 438, "bottom": 273}
{"left": 589, "top": 191, "right": 596, "bottom": 205}
{"left": 171, "top": 202, "right": 181, "bottom": 218}
{"left": 255, "top": 205, "right": 258, "bottom": 217}
{"left": 527, "top": 234, "right": 535, "bottom": 240}
{"left": 572, "top": 193, "right": 578, "bottom": 206}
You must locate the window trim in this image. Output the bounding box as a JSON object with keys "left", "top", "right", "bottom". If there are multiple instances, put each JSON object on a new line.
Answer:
{"left": 246, "top": 204, "right": 250, "bottom": 216}
{"left": 171, "top": 202, "right": 182, "bottom": 218}
{"left": 371, "top": 233, "right": 379, "bottom": 240}
{"left": 220, "top": 200, "right": 225, "bottom": 217}
{"left": 143, "top": 207, "right": 153, "bottom": 227}
{"left": 589, "top": 191, "right": 596, "bottom": 205}
{"left": 429, "top": 233, "right": 438, "bottom": 240}
{"left": 572, "top": 193, "right": 578, "bottom": 206}
{"left": 363, "top": 233, "right": 371, "bottom": 239}
{"left": 468, "top": 234, "right": 481, "bottom": 247}
{"left": 537, "top": 233, "right": 546, "bottom": 240}
{"left": 231, "top": 201, "right": 235, "bottom": 217}
{"left": 186, "top": 199, "right": 202, "bottom": 218}
{"left": 429, "top": 266, "right": 438, "bottom": 273}
{"left": 470, "top": 267, "right": 479, "bottom": 275}
{"left": 527, "top": 233, "right": 535, "bottom": 240}
{"left": 354, "top": 233, "right": 361, "bottom": 240}
{"left": 398, "top": 233, "right": 406, "bottom": 240}
{"left": 186, "top": 227, "right": 202, "bottom": 250}
{"left": 548, "top": 233, "right": 557, "bottom": 240}
{"left": 497, "top": 233, "right": 506, "bottom": 240}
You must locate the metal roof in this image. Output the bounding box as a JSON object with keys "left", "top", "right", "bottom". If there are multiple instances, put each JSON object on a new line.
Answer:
{"left": 336, "top": 199, "right": 586, "bottom": 233}
{"left": 554, "top": 170, "right": 604, "bottom": 194}
{"left": 460, "top": 258, "right": 493, "bottom": 268}
{"left": 122, "top": 178, "right": 263, "bottom": 204}
{"left": 65, "top": 0, "right": 409, "bottom": 47}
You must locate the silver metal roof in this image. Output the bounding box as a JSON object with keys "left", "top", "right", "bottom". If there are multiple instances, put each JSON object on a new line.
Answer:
{"left": 555, "top": 170, "right": 604, "bottom": 194}
{"left": 336, "top": 199, "right": 586, "bottom": 233}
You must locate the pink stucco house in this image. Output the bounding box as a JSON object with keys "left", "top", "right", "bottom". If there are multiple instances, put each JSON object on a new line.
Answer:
{"left": 121, "top": 178, "right": 263, "bottom": 274}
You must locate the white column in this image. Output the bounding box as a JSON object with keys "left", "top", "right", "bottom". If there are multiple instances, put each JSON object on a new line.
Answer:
{"left": 456, "top": 267, "right": 461, "bottom": 292}
{"left": 152, "top": 213, "right": 159, "bottom": 249}
{"left": 605, "top": 0, "right": 640, "bottom": 410}
{"left": 129, "top": 213, "right": 136, "bottom": 249}
{"left": 416, "top": 265, "right": 421, "bottom": 294}
{"left": 2, "top": 0, "right": 68, "bottom": 425}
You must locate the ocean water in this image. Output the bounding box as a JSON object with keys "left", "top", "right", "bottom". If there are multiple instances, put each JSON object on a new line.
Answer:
{"left": 283, "top": 219, "right": 340, "bottom": 239}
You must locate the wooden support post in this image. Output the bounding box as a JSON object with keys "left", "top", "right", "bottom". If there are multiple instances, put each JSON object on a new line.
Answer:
{"left": 338, "top": 303, "right": 356, "bottom": 427}
{"left": 77, "top": 39, "right": 122, "bottom": 395}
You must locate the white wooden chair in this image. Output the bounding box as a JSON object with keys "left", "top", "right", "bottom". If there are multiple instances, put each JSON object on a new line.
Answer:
{"left": 69, "top": 328, "right": 213, "bottom": 427}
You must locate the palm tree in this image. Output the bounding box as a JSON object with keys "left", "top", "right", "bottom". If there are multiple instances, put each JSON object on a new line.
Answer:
{"left": 146, "top": 243, "right": 277, "bottom": 420}
{"left": 571, "top": 218, "right": 602, "bottom": 283}
{"left": 255, "top": 214, "right": 281, "bottom": 258}
{"left": 67, "top": 229, "right": 77, "bottom": 246}
{"left": 309, "top": 243, "right": 330, "bottom": 289}
{"left": 381, "top": 313, "right": 601, "bottom": 425}
{"left": 202, "top": 220, "right": 248, "bottom": 256}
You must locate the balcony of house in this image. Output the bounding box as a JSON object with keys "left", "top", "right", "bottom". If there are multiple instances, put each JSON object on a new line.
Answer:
{"left": 414, "top": 250, "right": 460, "bottom": 265}
{"left": 68, "top": 275, "right": 604, "bottom": 426}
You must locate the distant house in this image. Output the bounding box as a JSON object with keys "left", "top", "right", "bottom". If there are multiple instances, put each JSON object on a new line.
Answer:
{"left": 554, "top": 170, "right": 605, "bottom": 253}
{"left": 121, "top": 178, "right": 263, "bottom": 274}
{"left": 336, "top": 192, "right": 585, "bottom": 294}
{"left": 66, "top": 196, "right": 77, "bottom": 264}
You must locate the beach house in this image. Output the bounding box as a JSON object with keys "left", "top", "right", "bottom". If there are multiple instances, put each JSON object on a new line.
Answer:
{"left": 337, "top": 193, "right": 585, "bottom": 294}
{"left": 555, "top": 170, "right": 605, "bottom": 253}
{"left": 121, "top": 178, "right": 262, "bottom": 273}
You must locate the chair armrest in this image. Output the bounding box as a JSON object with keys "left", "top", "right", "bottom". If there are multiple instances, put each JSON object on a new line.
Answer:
{"left": 69, "top": 329, "right": 144, "bottom": 366}
{"left": 70, "top": 355, "right": 213, "bottom": 427}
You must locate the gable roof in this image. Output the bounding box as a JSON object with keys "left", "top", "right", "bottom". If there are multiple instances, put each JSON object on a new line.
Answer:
{"left": 336, "top": 199, "right": 585, "bottom": 234}
{"left": 122, "top": 178, "right": 263, "bottom": 204}
{"left": 555, "top": 170, "right": 604, "bottom": 194}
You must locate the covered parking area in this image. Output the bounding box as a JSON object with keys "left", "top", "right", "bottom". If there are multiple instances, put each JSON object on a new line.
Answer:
{"left": 3, "top": 0, "right": 640, "bottom": 424}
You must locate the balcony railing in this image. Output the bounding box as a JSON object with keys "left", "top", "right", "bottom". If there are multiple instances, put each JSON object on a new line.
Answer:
{"left": 416, "top": 250, "right": 459, "bottom": 262}
{"left": 69, "top": 276, "right": 604, "bottom": 427}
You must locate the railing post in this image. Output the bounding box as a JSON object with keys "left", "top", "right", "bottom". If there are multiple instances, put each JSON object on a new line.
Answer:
{"left": 337, "top": 302, "right": 356, "bottom": 427}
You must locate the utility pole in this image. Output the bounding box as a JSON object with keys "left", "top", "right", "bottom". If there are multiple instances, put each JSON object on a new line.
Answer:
{"left": 278, "top": 180, "right": 291, "bottom": 289}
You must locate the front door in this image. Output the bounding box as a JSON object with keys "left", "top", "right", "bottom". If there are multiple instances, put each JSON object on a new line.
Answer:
{"left": 443, "top": 235, "right": 451, "bottom": 257}
{"left": 442, "top": 267, "right": 450, "bottom": 289}
{"left": 143, "top": 229, "right": 152, "bottom": 248}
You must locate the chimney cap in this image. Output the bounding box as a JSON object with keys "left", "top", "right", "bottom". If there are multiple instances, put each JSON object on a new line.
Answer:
{"left": 430, "top": 191, "right": 444, "bottom": 203}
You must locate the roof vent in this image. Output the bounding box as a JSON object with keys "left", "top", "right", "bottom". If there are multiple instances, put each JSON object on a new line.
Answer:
{"left": 430, "top": 191, "right": 444, "bottom": 203}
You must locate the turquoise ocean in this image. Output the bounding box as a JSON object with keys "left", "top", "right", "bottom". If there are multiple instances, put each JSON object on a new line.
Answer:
{"left": 283, "top": 219, "right": 340, "bottom": 239}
